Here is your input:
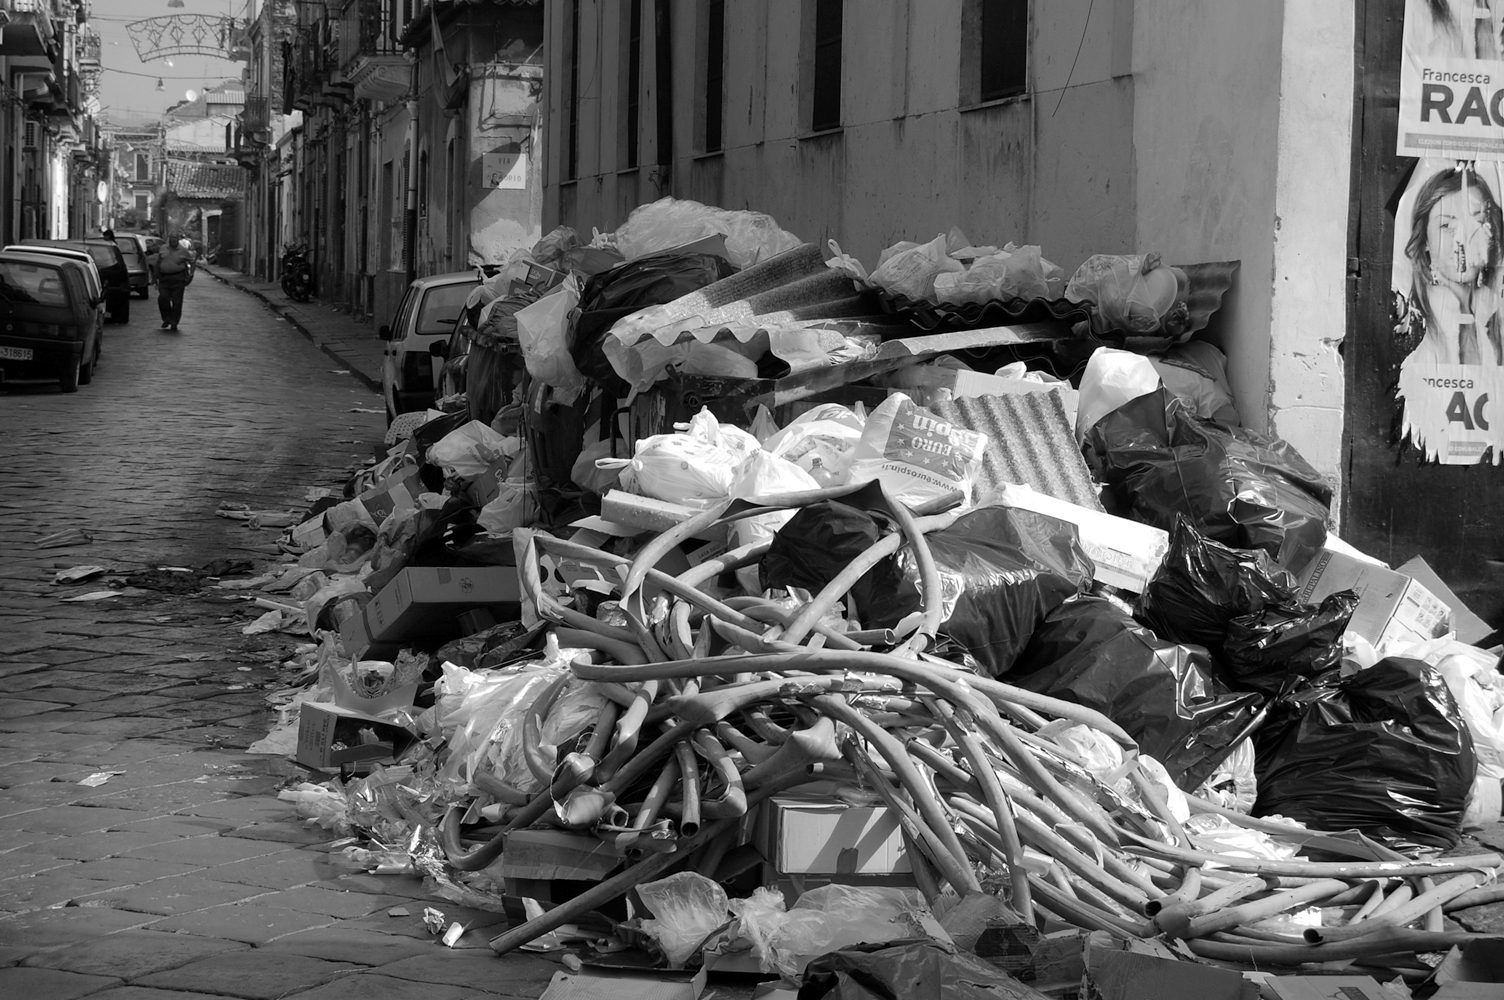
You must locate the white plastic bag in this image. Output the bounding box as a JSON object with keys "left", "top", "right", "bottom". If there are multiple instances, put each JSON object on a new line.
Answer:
{"left": 763, "top": 403, "right": 866, "bottom": 481}
{"left": 515, "top": 276, "right": 585, "bottom": 398}
{"left": 824, "top": 239, "right": 868, "bottom": 281}
{"left": 493, "top": 677, "right": 609, "bottom": 793}
{"left": 637, "top": 872, "right": 730, "bottom": 968}
{"left": 597, "top": 409, "right": 761, "bottom": 504}
{"left": 728, "top": 450, "right": 821, "bottom": 591}
{"left": 934, "top": 245, "right": 1061, "bottom": 305}
{"left": 614, "top": 197, "right": 802, "bottom": 269}
{"left": 1195, "top": 739, "right": 1258, "bottom": 814}
{"left": 427, "top": 420, "right": 518, "bottom": 480}
{"left": 867, "top": 233, "right": 964, "bottom": 302}
{"left": 1074, "top": 346, "right": 1163, "bottom": 440}
{"left": 848, "top": 393, "right": 987, "bottom": 508}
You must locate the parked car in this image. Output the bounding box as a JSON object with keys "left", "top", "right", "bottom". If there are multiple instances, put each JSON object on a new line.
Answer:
{"left": 380, "top": 271, "right": 481, "bottom": 423}
{"left": 20, "top": 239, "right": 130, "bottom": 322}
{"left": 113, "top": 234, "right": 152, "bottom": 298}
{"left": 436, "top": 310, "right": 475, "bottom": 400}
{"left": 4, "top": 243, "right": 102, "bottom": 305}
{"left": 0, "top": 250, "right": 103, "bottom": 392}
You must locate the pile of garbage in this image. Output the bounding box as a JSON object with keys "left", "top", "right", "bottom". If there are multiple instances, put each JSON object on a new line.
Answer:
{"left": 246, "top": 198, "right": 1504, "bottom": 996}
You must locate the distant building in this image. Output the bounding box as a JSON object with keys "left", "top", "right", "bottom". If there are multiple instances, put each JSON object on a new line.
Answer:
{"left": 0, "top": 0, "right": 107, "bottom": 241}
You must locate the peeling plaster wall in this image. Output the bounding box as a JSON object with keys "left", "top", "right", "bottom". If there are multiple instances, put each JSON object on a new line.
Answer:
{"left": 1132, "top": 1, "right": 1285, "bottom": 438}
{"left": 1267, "top": 0, "right": 1354, "bottom": 518}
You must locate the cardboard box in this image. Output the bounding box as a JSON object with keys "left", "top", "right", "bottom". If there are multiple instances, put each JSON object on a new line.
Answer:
{"left": 465, "top": 454, "right": 513, "bottom": 508}
{"left": 1296, "top": 549, "right": 1452, "bottom": 657}
{"left": 499, "top": 830, "right": 625, "bottom": 882}
{"left": 363, "top": 566, "right": 521, "bottom": 643}
{"left": 755, "top": 796, "right": 910, "bottom": 875}
{"left": 538, "top": 967, "right": 706, "bottom": 1000}
{"left": 1397, "top": 555, "right": 1494, "bottom": 645}
{"left": 993, "top": 483, "right": 1167, "bottom": 593}
{"left": 358, "top": 465, "right": 422, "bottom": 523}
{"left": 291, "top": 512, "right": 330, "bottom": 549}
{"left": 600, "top": 490, "right": 728, "bottom": 542}
{"left": 1262, "top": 977, "right": 1390, "bottom": 1000}
{"left": 337, "top": 610, "right": 403, "bottom": 662}
{"left": 294, "top": 701, "right": 414, "bottom": 770}
{"left": 1088, "top": 951, "right": 1256, "bottom": 1000}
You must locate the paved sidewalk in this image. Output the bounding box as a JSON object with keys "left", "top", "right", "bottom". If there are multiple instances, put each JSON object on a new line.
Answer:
{"left": 199, "top": 265, "right": 385, "bottom": 394}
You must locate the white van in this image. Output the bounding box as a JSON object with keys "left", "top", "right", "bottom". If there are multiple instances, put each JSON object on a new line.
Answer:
{"left": 380, "top": 271, "right": 481, "bottom": 423}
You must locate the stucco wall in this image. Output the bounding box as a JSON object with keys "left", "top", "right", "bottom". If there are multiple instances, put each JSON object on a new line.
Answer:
{"left": 546, "top": 0, "right": 1137, "bottom": 272}
{"left": 1131, "top": 2, "right": 1285, "bottom": 435}
{"left": 1267, "top": 0, "right": 1353, "bottom": 511}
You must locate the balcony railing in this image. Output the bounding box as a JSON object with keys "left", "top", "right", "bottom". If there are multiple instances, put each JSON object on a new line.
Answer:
{"left": 243, "top": 94, "right": 269, "bottom": 136}
{"left": 358, "top": 0, "right": 402, "bottom": 56}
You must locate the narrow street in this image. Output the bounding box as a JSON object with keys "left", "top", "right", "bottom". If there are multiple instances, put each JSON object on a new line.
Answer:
{"left": 0, "top": 278, "right": 555, "bottom": 999}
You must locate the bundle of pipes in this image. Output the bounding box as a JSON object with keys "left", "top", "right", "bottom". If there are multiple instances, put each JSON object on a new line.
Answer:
{"left": 442, "top": 483, "right": 1504, "bottom": 970}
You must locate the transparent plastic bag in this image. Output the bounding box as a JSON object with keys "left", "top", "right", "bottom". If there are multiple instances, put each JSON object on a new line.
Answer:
{"left": 867, "top": 233, "right": 964, "bottom": 302}
{"left": 427, "top": 420, "right": 519, "bottom": 480}
{"left": 493, "top": 677, "right": 609, "bottom": 794}
{"left": 515, "top": 276, "right": 585, "bottom": 397}
{"left": 430, "top": 659, "right": 568, "bottom": 795}
{"left": 614, "top": 196, "right": 802, "bottom": 268}
{"left": 1066, "top": 253, "right": 1189, "bottom": 336}
{"left": 763, "top": 403, "right": 866, "bottom": 480}
{"left": 933, "top": 245, "right": 1061, "bottom": 305}
{"left": 728, "top": 450, "right": 821, "bottom": 592}
{"left": 637, "top": 872, "right": 730, "bottom": 968}
{"left": 1194, "top": 739, "right": 1258, "bottom": 814}
{"left": 749, "top": 885, "right": 930, "bottom": 979}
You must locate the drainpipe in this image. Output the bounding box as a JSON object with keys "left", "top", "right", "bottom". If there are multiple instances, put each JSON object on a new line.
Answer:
{"left": 403, "top": 98, "right": 418, "bottom": 284}
{"left": 654, "top": 0, "right": 673, "bottom": 193}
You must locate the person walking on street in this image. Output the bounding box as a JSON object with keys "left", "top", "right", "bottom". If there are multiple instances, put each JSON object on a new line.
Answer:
{"left": 157, "top": 238, "right": 195, "bottom": 331}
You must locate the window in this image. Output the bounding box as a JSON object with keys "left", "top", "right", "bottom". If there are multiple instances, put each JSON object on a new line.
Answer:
{"left": 566, "top": 0, "right": 581, "bottom": 180}
{"left": 810, "top": 0, "right": 842, "bottom": 132}
{"left": 979, "top": 0, "right": 1027, "bottom": 101}
{"left": 414, "top": 282, "right": 472, "bottom": 335}
{"left": 624, "top": 0, "right": 642, "bottom": 168}
{"left": 703, "top": 0, "right": 725, "bottom": 152}
{"left": 135, "top": 152, "right": 149, "bottom": 181}
{"left": 134, "top": 193, "right": 149, "bottom": 212}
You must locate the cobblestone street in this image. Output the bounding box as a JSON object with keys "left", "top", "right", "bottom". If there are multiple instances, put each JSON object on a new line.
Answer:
{"left": 0, "top": 277, "right": 556, "bottom": 999}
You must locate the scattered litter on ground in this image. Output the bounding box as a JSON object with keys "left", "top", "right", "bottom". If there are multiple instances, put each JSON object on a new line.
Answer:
{"left": 52, "top": 565, "right": 107, "bottom": 584}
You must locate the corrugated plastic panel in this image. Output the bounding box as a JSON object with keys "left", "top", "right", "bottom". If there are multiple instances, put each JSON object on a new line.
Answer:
{"left": 932, "top": 392, "right": 1103, "bottom": 511}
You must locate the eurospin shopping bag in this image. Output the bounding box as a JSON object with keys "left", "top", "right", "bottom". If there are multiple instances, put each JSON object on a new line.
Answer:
{"left": 848, "top": 393, "right": 987, "bottom": 509}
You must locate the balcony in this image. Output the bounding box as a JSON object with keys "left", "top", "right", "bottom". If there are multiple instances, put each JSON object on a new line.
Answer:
{"left": 242, "top": 94, "right": 270, "bottom": 141}
{"left": 349, "top": 0, "right": 408, "bottom": 104}
{"left": 0, "top": 0, "right": 57, "bottom": 58}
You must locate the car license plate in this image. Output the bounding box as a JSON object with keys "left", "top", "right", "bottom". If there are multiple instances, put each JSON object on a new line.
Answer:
{"left": 0, "top": 346, "right": 32, "bottom": 361}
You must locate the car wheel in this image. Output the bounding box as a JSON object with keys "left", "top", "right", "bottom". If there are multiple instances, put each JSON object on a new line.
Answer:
{"left": 60, "top": 356, "right": 80, "bottom": 393}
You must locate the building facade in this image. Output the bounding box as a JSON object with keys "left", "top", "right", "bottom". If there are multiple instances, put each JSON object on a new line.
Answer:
{"left": 0, "top": 0, "right": 108, "bottom": 243}
{"left": 239, "top": 0, "right": 544, "bottom": 326}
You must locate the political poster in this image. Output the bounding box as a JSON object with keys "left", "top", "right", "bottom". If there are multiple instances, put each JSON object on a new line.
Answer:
{"left": 1392, "top": 159, "right": 1504, "bottom": 464}
{"left": 1399, "top": 0, "right": 1504, "bottom": 160}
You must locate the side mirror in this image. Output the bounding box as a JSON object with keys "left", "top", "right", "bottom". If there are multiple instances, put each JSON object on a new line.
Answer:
{"left": 429, "top": 341, "right": 449, "bottom": 359}
{"left": 377, "top": 324, "right": 392, "bottom": 341}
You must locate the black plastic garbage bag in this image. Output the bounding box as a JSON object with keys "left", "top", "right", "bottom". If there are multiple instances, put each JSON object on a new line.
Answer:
{"left": 762, "top": 505, "right": 1091, "bottom": 677}
{"left": 1254, "top": 657, "right": 1476, "bottom": 849}
{"left": 759, "top": 501, "right": 890, "bottom": 612}
{"left": 799, "top": 940, "right": 1051, "bottom": 1000}
{"left": 1010, "top": 595, "right": 1263, "bottom": 789}
{"left": 570, "top": 252, "right": 737, "bottom": 384}
{"left": 1221, "top": 591, "right": 1358, "bottom": 696}
{"left": 1083, "top": 389, "right": 1333, "bottom": 573}
{"left": 867, "top": 507, "right": 1093, "bottom": 677}
{"left": 1135, "top": 517, "right": 1295, "bottom": 660}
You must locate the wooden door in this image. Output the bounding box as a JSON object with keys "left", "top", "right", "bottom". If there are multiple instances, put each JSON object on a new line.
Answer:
{"left": 1346, "top": 0, "right": 1504, "bottom": 621}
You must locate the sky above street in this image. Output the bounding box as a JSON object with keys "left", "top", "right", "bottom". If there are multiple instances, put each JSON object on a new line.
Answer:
{"left": 91, "top": 0, "right": 251, "bottom": 123}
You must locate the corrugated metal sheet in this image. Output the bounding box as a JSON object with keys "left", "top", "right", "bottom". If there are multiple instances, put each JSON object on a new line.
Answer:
{"left": 932, "top": 391, "right": 1103, "bottom": 511}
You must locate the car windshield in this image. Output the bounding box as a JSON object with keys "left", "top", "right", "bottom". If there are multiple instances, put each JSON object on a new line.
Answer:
{"left": 0, "top": 259, "right": 68, "bottom": 306}
{"left": 114, "top": 239, "right": 141, "bottom": 264}
{"left": 415, "top": 282, "right": 474, "bottom": 336}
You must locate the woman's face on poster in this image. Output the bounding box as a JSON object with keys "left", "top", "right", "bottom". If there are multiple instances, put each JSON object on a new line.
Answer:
{"left": 1427, "top": 183, "right": 1495, "bottom": 285}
